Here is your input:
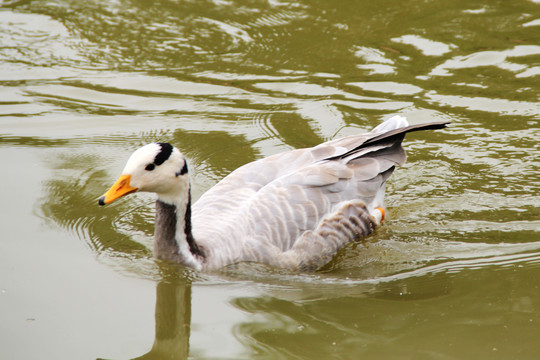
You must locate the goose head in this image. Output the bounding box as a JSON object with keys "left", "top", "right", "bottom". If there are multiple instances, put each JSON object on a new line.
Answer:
{"left": 98, "top": 143, "right": 189, "bottom": 206}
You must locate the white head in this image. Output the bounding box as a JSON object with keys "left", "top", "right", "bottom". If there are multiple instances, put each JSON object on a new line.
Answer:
{"left": 99, "top": 143, "right": 189, "bottom": 206}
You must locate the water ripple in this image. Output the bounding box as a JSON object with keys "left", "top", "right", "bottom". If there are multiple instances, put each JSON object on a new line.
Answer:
{"left": 4, "top": 0, "right": 537, "bottom": 287}
{"left": 425, "top": 91, "right": 540, "bottom": 118}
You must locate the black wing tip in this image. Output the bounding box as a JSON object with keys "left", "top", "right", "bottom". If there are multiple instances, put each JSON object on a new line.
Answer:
{"left": 325, "top": 121, "right": 450, "bottom": 161}
{"left": 406, "top": 121, "right": 451, "bottom": 131}
{"left": 364, "top": 120, "right": 450, "bottom": 146}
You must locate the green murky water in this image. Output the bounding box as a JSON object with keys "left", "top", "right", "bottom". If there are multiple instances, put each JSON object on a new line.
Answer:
{"left": 1, "top": 0, "right": 539, "bottom": 358}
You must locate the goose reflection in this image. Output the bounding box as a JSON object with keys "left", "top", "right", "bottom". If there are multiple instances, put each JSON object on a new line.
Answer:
{"left": 132, "top": 270, "right": 192, "bottom": 360}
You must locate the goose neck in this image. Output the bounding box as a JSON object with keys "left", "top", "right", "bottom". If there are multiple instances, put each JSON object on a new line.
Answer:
{"left": 154, "top": 192, "right": 204, "bottom": 270}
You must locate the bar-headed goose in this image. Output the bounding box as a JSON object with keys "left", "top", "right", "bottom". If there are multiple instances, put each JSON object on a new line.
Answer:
{"left": 99, "top": 116, "right": 448, "bottom": 271}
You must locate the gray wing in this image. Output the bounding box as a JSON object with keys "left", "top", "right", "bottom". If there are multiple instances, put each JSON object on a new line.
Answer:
{"left": 236, "top": 142, "right": 402, "bottom": 261}
{"left": 192, "top": 137, "right": 365, "bottom": 218}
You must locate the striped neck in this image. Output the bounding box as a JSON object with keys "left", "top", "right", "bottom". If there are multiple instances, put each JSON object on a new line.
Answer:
{"left": 154, "top": 194, "right": 204, "bottom": 269}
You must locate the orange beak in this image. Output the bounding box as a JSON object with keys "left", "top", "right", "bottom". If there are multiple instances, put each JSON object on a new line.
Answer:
{"left": 98, "top": 174, "right": 138, "bottom": 205}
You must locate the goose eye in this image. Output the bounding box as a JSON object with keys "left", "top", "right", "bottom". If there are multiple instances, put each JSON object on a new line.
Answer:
{"left": 145, "top": 163, "right": 156, "bottom": 171}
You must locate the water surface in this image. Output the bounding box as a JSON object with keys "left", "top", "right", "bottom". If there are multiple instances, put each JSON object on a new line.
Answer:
{"left": 1, "top": 0, "right": 539, "bottom": 359}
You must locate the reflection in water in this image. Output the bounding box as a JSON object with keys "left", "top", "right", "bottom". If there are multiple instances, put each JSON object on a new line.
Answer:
{"left": 231, "top": 259, "right": 540, "bottom": 359}
{"left": 131, "top": 269, "right": 192, "bottom": 360}
{"left": 95, "top": 266, "right": 193, "bottom": 360}
{"left": 92, "top": 248, "right": 540, "bottom": 359}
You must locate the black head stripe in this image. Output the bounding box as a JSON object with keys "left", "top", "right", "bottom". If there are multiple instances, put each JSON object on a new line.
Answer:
{"left": 154, "top": 143, "right": 173, "bottom": 166}
{"left": 176, "top": 161, "right": 188, "bottom": 177}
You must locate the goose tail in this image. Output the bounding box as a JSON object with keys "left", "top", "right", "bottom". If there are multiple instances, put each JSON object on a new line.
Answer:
{"left": 365, "top": 116, "right": 449, "bottom": 225}
{"left": 370, "top": 115, "right": 409, "bottom": 133}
